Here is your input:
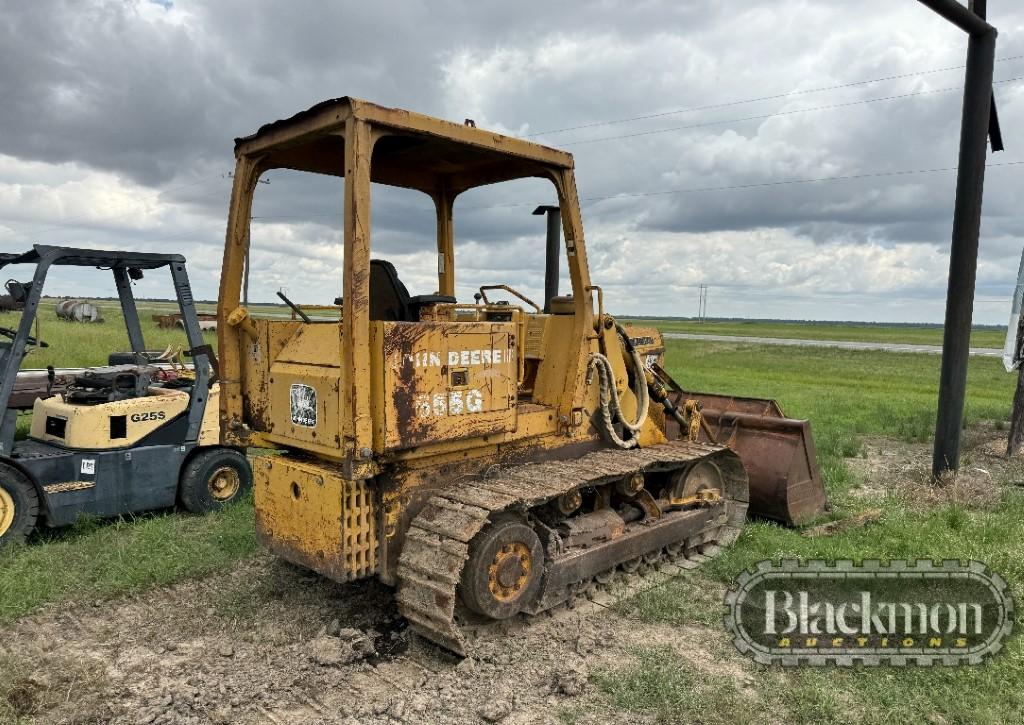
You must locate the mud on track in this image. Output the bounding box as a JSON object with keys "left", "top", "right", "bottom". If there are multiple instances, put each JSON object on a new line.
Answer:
{"left": 0, "top": 552, "right": 740, "bottom": 725}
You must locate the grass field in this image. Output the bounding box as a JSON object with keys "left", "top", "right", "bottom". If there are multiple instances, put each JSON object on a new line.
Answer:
{"left": 593, "top": 338, "right": 1024, "bottom": 724}
{"left": 1, "top": 306, "right": 1022, "bottom": 723}
{"left": 6, "top": 305, "right": 1006, "bottom": 372}
{"left": 624, "top": 318, "right": 1008, "bottom": 349}
{"left": 1, "top": 306, "right": 204, "bottom": 370}
{"left": 0, "top": 299, "right": 306, "bottom": 370}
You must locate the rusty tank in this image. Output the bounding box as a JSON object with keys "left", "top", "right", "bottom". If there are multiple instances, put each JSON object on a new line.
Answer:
{"left": 55, "top": 299, "right": 102, "bottom": 323}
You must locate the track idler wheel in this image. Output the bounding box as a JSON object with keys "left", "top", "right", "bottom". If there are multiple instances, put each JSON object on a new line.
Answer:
{"left": 668, "top": 460, "right": 723, "bottom": 507}
{"left": 458, "top": 517, "right": 544, "bottom": 620}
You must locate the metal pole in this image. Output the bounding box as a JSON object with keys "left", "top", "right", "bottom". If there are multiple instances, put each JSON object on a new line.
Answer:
{"left": 932, "top": 8, "right": 997, "bottom": 477}
{"left": 1008, "top": 359, "right": 1024, "bottom": 458}
{"left": 1006, "top": 247, "right": 1024, "bottom": 457}
{"left": 113, "top": 266, "right": 146, "bottom": 356}
{"left": 533, "top": 205, "right": 560, "bottom": 312}
{"left": 918, "top": 0, "right": 992, "bottom": 34}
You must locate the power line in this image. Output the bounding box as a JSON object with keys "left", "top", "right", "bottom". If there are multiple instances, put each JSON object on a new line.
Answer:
{"left": 18, "top": 67, "right": 1024, "bottom": 236}
{"left": 459, "top": 160, "right": 1024, "bottom": 211}
{"left": 584, "top": 160, "right": 1024, "bottom": 202}
{"left": 24, "top": 161, "right": 1024, "bottom": 250}
{"left": 248, "top": 160, "right": 1024, "bottom": 221}
{"left": 249, "top": 152, "right": 1024, "bottom": 225}
{"left": 560, "top": 76, "right": 1023, "bottom": 147}
{"left": 250, "top": 138, "right": 1024, "bottom": 222}
{"left": 526, "top": 54, "right": 1024, "bottom": 137}
{"left": 27, "top": 72, "right": 1019, "bottom": 236}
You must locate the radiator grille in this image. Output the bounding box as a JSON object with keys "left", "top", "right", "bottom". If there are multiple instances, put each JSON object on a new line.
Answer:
{"left": 343, "top": 478, "right": 378, "bottom": 579}
{"left": 524, "top": 316, "right": 548, "bottom": 360}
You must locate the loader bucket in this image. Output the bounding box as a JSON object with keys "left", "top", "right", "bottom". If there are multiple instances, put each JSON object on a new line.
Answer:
{"left": 669, "top": 391, "right": 828, "bottom": 526}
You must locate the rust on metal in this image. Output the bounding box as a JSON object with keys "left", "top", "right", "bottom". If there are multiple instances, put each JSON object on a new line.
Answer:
{"left": 153, "top": 312, "right": 217, "bottom": 330}
{"left": 669, "top": 389, "right": 827, "bottom": 526}
{"left": 395, "top": 439, "right": 747, "bottom": 654}
{"left": 6, "top": 370, "right": 73, "bottom": 409}
{"left": 215, "top": 96, "right": 829, "bottom": 657}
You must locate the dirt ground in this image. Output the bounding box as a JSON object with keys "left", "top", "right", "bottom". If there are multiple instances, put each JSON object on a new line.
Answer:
{"left": 0, "top": 549, "right": 744, "bottom": 725}
{"left": 846, "top": 424, "right": 1021, "bottom": 510}
{"left": 5, "top": 426, "right": 1017, "bottom": 725}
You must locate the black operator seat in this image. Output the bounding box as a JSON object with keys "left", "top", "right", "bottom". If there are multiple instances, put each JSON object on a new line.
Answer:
{"left": 369, "top": 259, "right": 456, "bottom": 322}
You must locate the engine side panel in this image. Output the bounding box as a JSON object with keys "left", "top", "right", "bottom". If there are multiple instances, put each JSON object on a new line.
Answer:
{"left": 371, "top": 321, "right": 518, "bottom": 452}
{"left": 30, "top": 390, "right": 190, "bottom": 450}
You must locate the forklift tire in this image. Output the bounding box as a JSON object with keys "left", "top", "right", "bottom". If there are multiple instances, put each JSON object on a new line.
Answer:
{"left": 0, "top": 463, "right": 40, "bottom": 546}
{"left": 178, "top": 448, "right": 252, "bottom": 514}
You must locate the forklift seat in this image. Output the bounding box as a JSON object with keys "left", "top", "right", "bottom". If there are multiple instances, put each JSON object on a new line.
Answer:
{"left": 369, "top": 259, "right": 455, "bottom": 322}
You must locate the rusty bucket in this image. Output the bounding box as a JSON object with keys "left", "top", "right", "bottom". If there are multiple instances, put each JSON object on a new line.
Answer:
{"left": 672, "top": 391, "right": 828, "bottom": 526}
{"left": 659, "top": 385, "right": 827, "bottom": 528}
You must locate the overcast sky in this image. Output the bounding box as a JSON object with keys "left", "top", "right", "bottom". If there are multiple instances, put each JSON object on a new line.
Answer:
{"left": 1, "top": 0, "right": 1022, "bottom": 323}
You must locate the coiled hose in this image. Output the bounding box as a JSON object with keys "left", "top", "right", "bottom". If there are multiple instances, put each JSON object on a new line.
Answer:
{"left": 588, "top": 325, "right": 650, "bottom": 449}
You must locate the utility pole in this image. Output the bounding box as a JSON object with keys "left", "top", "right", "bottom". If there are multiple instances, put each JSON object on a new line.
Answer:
{"left": 1007, "top": 333, "right": 1024, "bottom": 459}
{"left": 1006, "top": 248, "right": 1024, "bottom": 457}
{"left": 916, "top": 0, "right": 1003, "bottom": 478}
{"left": 697, "top": 284, "right": 708, "bottom": 323}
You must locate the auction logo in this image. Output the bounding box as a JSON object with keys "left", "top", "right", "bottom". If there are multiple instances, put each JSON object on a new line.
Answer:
{"left": 725, "top": 560, "right": 1014, "bottom": 666}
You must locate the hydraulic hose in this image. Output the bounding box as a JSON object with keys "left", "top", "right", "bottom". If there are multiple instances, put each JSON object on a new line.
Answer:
{"left": 588, "top": 323, "right": 650, "bottom": 448}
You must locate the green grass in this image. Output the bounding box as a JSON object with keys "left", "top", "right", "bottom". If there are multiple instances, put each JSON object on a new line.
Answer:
{"left": 0, "top": 297, "right": 290, "bottom": 622}
{"left": 624, "top": 318, "right": 1007, "bottom": 349}
{"left": 598, "top": 339, "right": 1024, "bottom": 724}
{"left": 1, "top": 305, "right": 209, "bottom": 370}
{"left": 3, "top": 301, "right": 1023, "bottom": 722}
{"left": 0, "top": 497, "right": 257, "bottom": 624}
{"left": 594, "top": 646, "right": 762, "bottom": 724}
{"left": 667, "top": 339, "right": 1013, "bottom": 496}
{"left": 2, "top": 297, "right": 309, "bottom": 370}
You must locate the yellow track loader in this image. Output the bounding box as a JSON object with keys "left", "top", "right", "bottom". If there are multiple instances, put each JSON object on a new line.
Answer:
{"left": 217, "top": 98, "right": 828, "bottom": 654}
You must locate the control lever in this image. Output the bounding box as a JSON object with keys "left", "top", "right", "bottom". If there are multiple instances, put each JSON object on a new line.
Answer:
{"left": 276, "top": 290, "right": 311, "bottom": 323}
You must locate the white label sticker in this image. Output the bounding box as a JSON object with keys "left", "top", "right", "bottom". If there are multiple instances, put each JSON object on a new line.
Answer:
{"left": 290, "top": 383, "right": 317, "bottom": 427}
{"left": 81, "top": 459, "right": 96, "bottom": 475}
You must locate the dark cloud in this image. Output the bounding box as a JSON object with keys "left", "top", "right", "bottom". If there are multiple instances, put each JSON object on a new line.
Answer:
{"left": 1, "top": 0, "right": 1022, "bottom": 321}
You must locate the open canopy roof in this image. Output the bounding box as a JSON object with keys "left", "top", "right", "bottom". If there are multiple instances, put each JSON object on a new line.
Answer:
{"left": 0, "top": 245, "right": 185, "bottom": 270}
{"left": 233, "top": 96, "right": 575, "bottom": 195}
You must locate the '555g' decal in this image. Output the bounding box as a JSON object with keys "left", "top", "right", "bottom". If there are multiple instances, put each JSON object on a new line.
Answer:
{"left": 415, "top": 389, "right": 485, "bottom": 418}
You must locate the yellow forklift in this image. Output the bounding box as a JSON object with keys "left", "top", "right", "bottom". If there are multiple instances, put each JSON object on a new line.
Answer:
{"left": 0, "top": 246, "right": 251, "bottom": 544}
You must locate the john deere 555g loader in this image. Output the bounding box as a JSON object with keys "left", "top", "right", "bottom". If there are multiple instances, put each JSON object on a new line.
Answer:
{"left": 217, "top": 98, "right": 827, "bottom": 654}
